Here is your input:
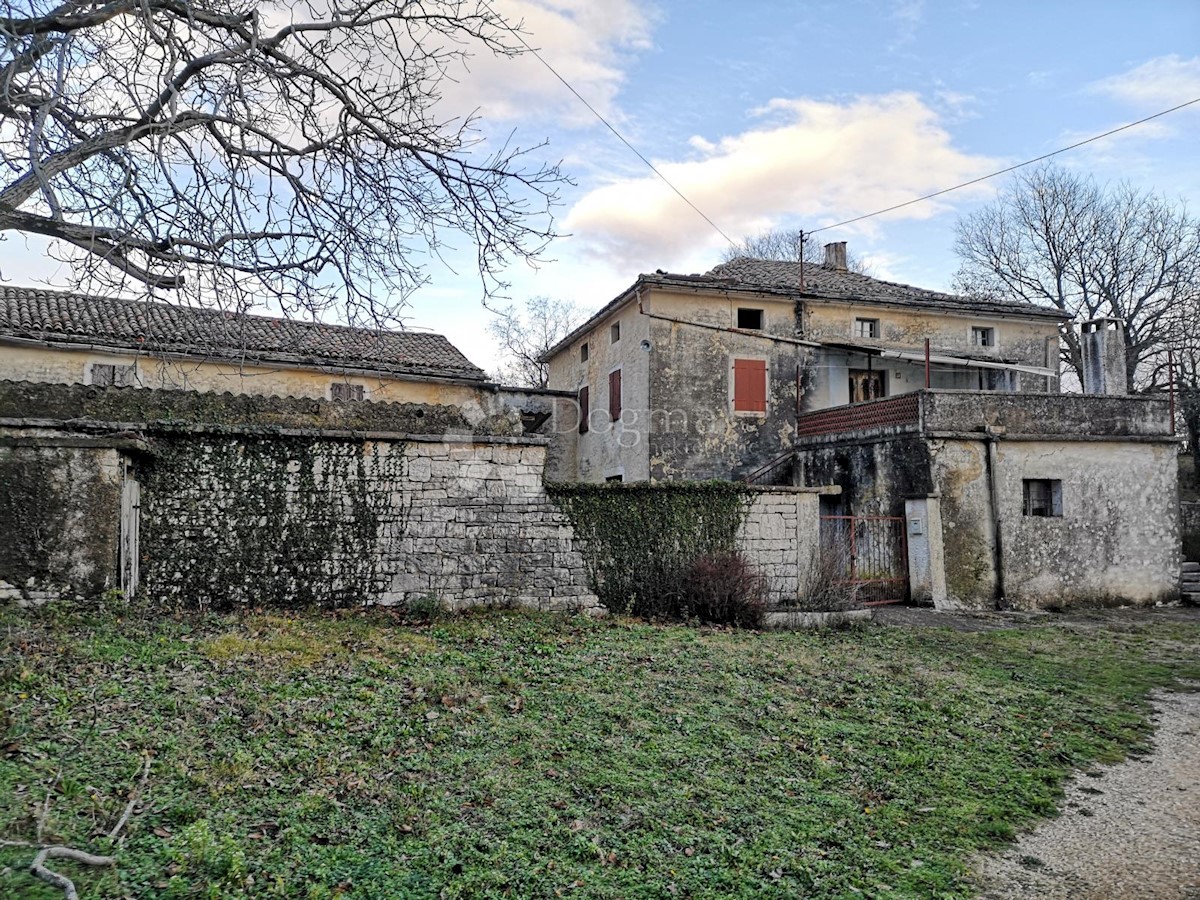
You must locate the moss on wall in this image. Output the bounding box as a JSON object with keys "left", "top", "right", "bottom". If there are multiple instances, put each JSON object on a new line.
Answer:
{"left": 140, "top": 435, "right": 408, "bottom": 608}
{"left": 548, "top": 481, "right": 753, "bottom": 615}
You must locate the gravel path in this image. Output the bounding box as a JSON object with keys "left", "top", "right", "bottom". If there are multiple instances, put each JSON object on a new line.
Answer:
{"left": 974, "top": 690, "right": 1200, "bottom": 899}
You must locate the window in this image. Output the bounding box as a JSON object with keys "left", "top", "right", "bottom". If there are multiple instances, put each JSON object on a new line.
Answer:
{"left": 854, "top": 318, "right": 880, "bottom": 340}
{"left": 608, "top": 369, "right": 622, "bottom": 421}
{"left": 849, "top": 369, "right": 885, "bottom": 403}
{"left": 577, "top": 385, "right": 590, "bottom": 434}
{"left": 605, "top": 474, "right": 624, "bottom": 483}
{"left": 732, "top": 358, "right": 767, "bottom": 413}
{"left": 330, "top": 382, "right": 364, "bottom": 401}
{"left": 580, "top": 342, "right": 589, "bottom": 362}
{"left": 610, "top": 322, "right": 621, "bottom": 343}
{"left": 89, "top": 362, "right": 136, "bottom": 386}
{"left": 736, "top": 308, "right": 764, "bottom": 330}
{"left": 1023, "top": 479, "right": 1063, "bottom": 517}
{"left": 972, "top": 326, "right": 996, "bottom": 348}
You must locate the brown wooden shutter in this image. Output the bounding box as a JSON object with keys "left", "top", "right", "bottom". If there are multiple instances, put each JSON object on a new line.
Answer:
{"left": 733, "top": 359, "right": 767, "bottom": 413}
{"left": 608, "top": 369, "right": 622, "bottom": 421}
{"left": 578, "top": 386, "right": 590, "bottom": 433}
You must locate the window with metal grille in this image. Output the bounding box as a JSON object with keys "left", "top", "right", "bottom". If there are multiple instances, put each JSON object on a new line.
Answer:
{"left": 733, "top": 358, "right": 767, "bottom": 413}
{"left": 1022, "top": 479, "right": 1063, "bottom": 517}
{"left": 330, "top": 382, "right": 364, "bottom": 401}
{"left": 854, "top": 318, "right": 880, "bottom": 340}
{"left": 608, "top": 369, "right": 622, "bottom": 421}
{"left": 577, "top": 385, "right": 589, "bottom": 433}
{"left": 89, "top": 362, "right": 136, "bottom": 386}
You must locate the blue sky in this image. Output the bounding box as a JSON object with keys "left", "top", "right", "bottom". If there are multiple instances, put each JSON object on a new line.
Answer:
{"left": 4, "top": 1, "right": 1199, "bottom": 374}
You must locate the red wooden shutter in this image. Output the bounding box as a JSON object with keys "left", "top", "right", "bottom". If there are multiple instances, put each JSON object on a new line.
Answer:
{"left": 578, "top": 386, "right": 590, "bottom": 433}
{"left": 608, "top": 369, "right": 622, "bottom": 421}
{"left": 733, "top": 359, "right": 767, "bottom": 413}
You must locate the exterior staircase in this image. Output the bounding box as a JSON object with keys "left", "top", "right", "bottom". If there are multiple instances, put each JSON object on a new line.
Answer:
{"left": 1182, "top": 562, "right": 1200, "bottom": 605}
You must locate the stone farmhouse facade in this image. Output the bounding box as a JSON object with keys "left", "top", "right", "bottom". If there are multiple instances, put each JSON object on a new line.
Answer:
{"left": 541, "top": 242, "right": 1064, "bottom": 484}
{"left": 542, "top": 244, "right": 1181, "bottom": 610}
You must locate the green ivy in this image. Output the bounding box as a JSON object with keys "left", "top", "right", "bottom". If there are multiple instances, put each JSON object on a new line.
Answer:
{"left": 547, "top": 481, "right": 753, "bottom": 617}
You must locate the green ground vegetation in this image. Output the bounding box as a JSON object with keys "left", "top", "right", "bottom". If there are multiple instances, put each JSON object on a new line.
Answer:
{"left": 2, "top": 605, "right": 1198, "bottom": 898}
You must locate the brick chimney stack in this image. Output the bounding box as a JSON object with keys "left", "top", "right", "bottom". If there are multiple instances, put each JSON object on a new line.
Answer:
{"left": 1080, "top": 318, "right": 1128, "bottom": 396}
{"left": 823, "top": 241, "right": 848, "bottom": 271}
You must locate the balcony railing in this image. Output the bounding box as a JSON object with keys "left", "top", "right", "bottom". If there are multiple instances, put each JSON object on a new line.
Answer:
{"left": 796, "top": 393, "right": 921, "bottom": 439}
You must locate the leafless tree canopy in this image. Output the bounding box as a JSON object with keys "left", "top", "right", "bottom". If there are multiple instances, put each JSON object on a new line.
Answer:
{"left": 0, "top": 0, "right": 564, "bottom": 323}
{"left": 487, "top": 294, "right": 582, "bottom": 387}
{"left": 720, "top": 227, "right": 871, "bottom": 274}
{"left": 954, "top": 164, "right": 1200, "bottom": 391}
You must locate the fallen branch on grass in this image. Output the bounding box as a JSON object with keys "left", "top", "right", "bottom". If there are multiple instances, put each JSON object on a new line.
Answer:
{"left": 108, "top": 755, "right": 151, "bottom": 841}
{"left": 30, "top": 846, "right": 116, "bottom": 900}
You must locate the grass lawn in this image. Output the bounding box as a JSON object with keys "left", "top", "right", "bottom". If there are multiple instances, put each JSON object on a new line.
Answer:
{"left": 2, "top": 605, "right": 1199, "bottom": 899}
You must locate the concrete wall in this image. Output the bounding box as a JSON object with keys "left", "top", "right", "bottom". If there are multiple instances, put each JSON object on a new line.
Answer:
{"left": 795, "top": 436, "right": 934, "bottom": 516}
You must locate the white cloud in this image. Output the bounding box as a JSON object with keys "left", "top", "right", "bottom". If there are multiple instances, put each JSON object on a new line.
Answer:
{"left": 437, "top": 0, "right": 655, "bottom": 127}
{"left": 562, "top": 92, "right": 1003, "bottom": 273}
{"left": 1089, "top": 55, "right": 1200, "bottom": 110}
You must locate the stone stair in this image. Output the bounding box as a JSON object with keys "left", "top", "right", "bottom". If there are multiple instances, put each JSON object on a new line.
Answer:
{"left": 1182, "top": 562, "right": 1200, "bottom": 605}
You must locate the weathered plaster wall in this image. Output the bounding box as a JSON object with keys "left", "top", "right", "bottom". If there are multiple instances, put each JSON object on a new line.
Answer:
{"left": 927, "top": 439, "right": 1000, "bottom": 608}
{"left": 0, "top": 441, "right": 124, "bottom": 603}
{"left": 645, "top": 289, "right": 809, "bottom": 481}
{"left": 988, "top": 439, "right": 1179, "bottom": 609}
{"left": 0, "top": 343, "right": 490, "bottom": 416}
{"left": 802, "top": 301, "right": 1059, "bottom": 373}
{"left": 923, "top": 391, "right": 1172, "bottom": 437}
{"left": 546, "top": 302, "right": 651, "bottom": 482}
{"left": 794, "top": 437, "right": 933, "bottom": 516}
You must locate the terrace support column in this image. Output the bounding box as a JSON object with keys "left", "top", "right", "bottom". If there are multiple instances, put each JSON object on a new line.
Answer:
{"left": 904, "top": 495, "right": 948, "bottom": 608}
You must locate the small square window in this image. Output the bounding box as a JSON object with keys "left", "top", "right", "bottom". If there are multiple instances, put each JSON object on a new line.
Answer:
{"left": 331, "top": 382, "right": 364, "bottom": 401}
{"left": 89, "top": 362, "right": 136, "bottom": 386}
{"left": 854, "top": 318, "right": 880, "bottom": 340}
{"left": 1023, "top": 479, "right": 1063, "bottom": 517}
{"left": 737, "top": 308, "right": 764, "bottom": 330}
{"left": 972, "top": 326, "right": 996, "bottom": 348}
{"left": 580, "top": 342, "right": 589, "bottom": 362}
{"left": 610, "top": 322, "right": 621, "bottom": 343}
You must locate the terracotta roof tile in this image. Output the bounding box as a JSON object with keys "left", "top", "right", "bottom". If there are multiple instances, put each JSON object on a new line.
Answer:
{"left": 0, "top": 286, "right": 486, "bottom": 381}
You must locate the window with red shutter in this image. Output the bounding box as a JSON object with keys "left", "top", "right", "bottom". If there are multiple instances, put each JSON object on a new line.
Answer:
{"left": 608, "top": 369, "right": 622, "bottom": 421}
{"left": 733, "top": 359, "right": 767, "bottom": 413}
{"left": 578, "top": 385, "right": 590, "bottom": 433}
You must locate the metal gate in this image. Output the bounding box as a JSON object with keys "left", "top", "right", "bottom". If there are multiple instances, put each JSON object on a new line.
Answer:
{"left": 819, "top": 515, "right": 909, "bottom": 605}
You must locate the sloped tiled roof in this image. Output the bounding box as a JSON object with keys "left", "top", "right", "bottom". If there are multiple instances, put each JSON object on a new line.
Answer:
{"left": 0, "top": 286, "right": 487, "bottom": 381}
{"left": 542, "top": 257, "right": 1065, "bottom": 361}
{"left": 704, "top": 258, "right": 1065, "bottom": 319}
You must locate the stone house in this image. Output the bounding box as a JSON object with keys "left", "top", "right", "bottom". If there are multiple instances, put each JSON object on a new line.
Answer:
{"left": 542, "top": 246, "right": 1180, "bottom": 610}
{"left": 541, "top": 242, "right": 1064, "bottom": 483}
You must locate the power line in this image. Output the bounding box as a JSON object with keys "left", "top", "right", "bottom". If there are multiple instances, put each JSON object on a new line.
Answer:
{"left": 477, "top": 0, "right": 738, "bottom": 248}
{"left": 808, "top": 96, "right": 1200, "bottom": 234}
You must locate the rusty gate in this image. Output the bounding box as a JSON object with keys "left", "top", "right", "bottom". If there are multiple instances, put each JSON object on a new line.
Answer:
{"left": 819, "top": 515, "right": 909, "bottom": 605}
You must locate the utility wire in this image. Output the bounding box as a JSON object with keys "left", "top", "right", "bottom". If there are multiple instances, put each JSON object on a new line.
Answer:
{"left": 477, "top": 0, "right": 739, "bottom": 248}
{"left": 809, "top": 96, "right": 1200, "bottom": 234}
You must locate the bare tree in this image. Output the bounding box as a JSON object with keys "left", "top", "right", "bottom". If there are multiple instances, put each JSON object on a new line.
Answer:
{"left": 0, "top": 0, "right": 564, "bottom": 323}
{"left": 954, "top": 164, "right": 1200, "bottom": 391}
{"left": 488, "top": 295, "right": 583, "bottom": 387}
{"left": 720, "top": 227, "right": 872, "bottom": 274}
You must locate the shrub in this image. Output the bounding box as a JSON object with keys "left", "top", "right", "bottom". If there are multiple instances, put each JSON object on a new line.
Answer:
{"left": 796, "top": 544, "right": 862, "bottom": 612}
{"left": 678, "top": 552, "right": 767, "bottom": 628}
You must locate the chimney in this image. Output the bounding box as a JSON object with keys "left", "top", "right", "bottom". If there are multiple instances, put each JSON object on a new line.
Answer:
{"left": 823, "top": 241, "right": 848, "bottom": 271}
{"left": 1080, "top": 318, "right": 1127, "bottom": 395}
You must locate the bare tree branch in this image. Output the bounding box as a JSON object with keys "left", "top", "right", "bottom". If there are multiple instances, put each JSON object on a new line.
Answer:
{"left": 488, "top": 295, "right": 584, "bottom": 387}
{"left": 0, "top": 0, "right": 564, "bottom": 322}
{"left": 720, "top": 227, "right": 873, "bottom": 275}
